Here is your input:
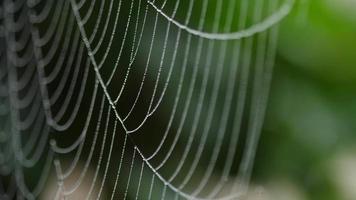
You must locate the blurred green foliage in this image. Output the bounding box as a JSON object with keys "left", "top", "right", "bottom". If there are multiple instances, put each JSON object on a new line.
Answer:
{"left": 254, "top": 0, "right": 356, "bottom": 199}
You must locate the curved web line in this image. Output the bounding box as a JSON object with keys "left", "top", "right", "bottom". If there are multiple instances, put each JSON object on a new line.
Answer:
{"left": 0, "top": 0, "right": 297, "bottom": 199}
{"left": 68, "top": 0, "right": 291, "bottom": 199}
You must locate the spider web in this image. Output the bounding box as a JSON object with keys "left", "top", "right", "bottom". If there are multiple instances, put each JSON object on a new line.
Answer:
{"left": 0, "top": 0, "right": 301, "bottom": 199}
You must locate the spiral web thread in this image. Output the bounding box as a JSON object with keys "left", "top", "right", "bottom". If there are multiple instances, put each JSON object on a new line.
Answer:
{"left": 0, "top": 0, "right": 301, "bottom": 199}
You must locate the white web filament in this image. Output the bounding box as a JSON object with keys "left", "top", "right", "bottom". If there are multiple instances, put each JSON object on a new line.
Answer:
{"left": 0, "top": 0, "right": 296, "bottom": 199}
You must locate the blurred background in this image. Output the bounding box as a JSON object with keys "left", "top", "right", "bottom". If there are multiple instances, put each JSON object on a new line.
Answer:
{"left": 254, "top": 0, "right": 356, "bottom": 199}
